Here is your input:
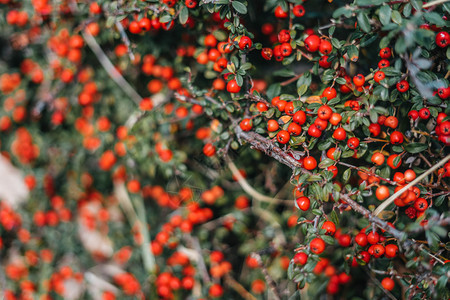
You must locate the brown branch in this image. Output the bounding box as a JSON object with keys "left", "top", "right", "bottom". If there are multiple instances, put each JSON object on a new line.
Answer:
{"left": 115, "top": 21, "right": 135, "bottom": 61}
{"left": 339, "top": 194, "right": 408, "bottom": 242}
{"left": 250, "top": 252, "right": 281, "bottom": 300}
{"left": 280, "top": 73, "right": 303, "bottom": 86}
{"left": 225, "top": 275, "right": 257, "bottom": 300}
{"left": 234, "top": 126, "right": 310, "bottom": 174}
{"left": 68, "top": 0, "right": 143, "bottom": 106}
{"left": 244, "top": 93, "right": 272, "bottom": 107}
{"left": 182, "top": 235, "right": 211, "bottom": 284}
{"left": 174, "top": 92, "right": 221, "bottom": 106}
{"left": 363, "top": 268, "right": 398, "bottom": 300}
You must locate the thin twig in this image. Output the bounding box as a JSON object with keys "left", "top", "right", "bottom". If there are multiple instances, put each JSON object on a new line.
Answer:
{"left": 82, "top": 28, "right": 142, "bottom": 105}
{"left": 250, "top": 252, "right": 281, "bottom": 300}
{"left": 423, "top": 0, "right": 450, "bottom": 8}
{"left": 234, "top": 126, "right": 311, "bottom": 174}
{"left": 182, "top": 235, "right": 211, "bottom": 284}
{"left": 115, "top": 21, "right": 135, "bottom": 61}
{"left": 227, "top": 159, "right": 294, "bottom": 206}
{"left": 225, "top": 275, "right": 258, "bottom": 300}
{"left": 113, "top": 182, "right": 156, "bottom": 274}
{"left": 364, "top": 268, "right": 398, "bottom": 300}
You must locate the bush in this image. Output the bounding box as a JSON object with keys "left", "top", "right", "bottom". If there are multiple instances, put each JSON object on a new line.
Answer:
{"left": 0, "top": 0, "right": 449, "bottom": 299}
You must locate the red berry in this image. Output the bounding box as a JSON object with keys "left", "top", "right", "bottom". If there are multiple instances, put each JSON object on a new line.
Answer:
{"left": 293, "top": 5, "right": 305, "bottom": 17}
{"left": 304, "top": 35, "right": 321, "bottom": 52}
{"left": 261, "top": 48, "right": 273, "bottom": 60}
{"left": 381, "top": 278, "right": 395, "bottom": 291}
{"left": 396, "top": 80, "right": 409, "bottom": 92}
{"left": 238, "top": 36, "right": 252, "bottom": 50}
{"left": 435, "top": 31, "right": 450, "bottom": 48}
{"left": 227, "top": 79, "right": 241, "bottom": 93}
{"left": 367, "top": 231, "right": 380, "bottom": 244}
{"left": 347, "top": 137, "right": 360, "bottom": 149}
{"left": 319, "top": 56, "right": 332, "bottom": 68}
{"left": 278, "top": 29, "right": 291, "bottom": 43}
{"left": 296, "top": 196, "right": 310, "bottom": 211}
{"left": 274, "top": 5, "right": 288, "bottom": 18}
{"left": 319, "top": 39, "right": 332, "bottom": 55}
{"left": 321, "top": 221, "right": 336, "bottom": 236}
{"left": 379, "top": 47, "right": 392, "bottom": 58}
{"left": 239, "top": 118, "right": 252, "bottom": 131}
{"left": 418, "top": 107, "right": 430, "bottom": 119}
{"left": 355, "top": 233, "right": 368, "bottom": 247}
{"left": 310, "top": 238, "right": 326, "bottom": 254}
{"left": 293, "top": 252, "right": 308, "bottom": 265}
{"left": 303, "top": 156, "right": 317, "bottom": 170}
{"left": 277, "top": 130, "right": 290, "bottom": 144}
{"left": 321, "top": 87, "right": 337, "bottom": 101}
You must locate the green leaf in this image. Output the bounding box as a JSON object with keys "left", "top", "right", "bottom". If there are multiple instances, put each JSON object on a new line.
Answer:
{"left": 312, "top": 209, "right": 322, "bottom": 216}
{"left": 240, "top": 62, "right": 252, "bottom": 71}
{"left": 179, "top": 6, "right": 189, "bottom": 24}
{"left": 411, "top": 0, "right": 422, "bottom": 11}
{"left": 288, "top": 259, "right": 295, "bottom": 279}
{"left": 159, "top": 14, "right": 172, "bottom": 24}
{"left": 434, "top": 194, "right": 446, "bottom": 207}
{"left": 318, "top": 158, "right": 334, "bottom": 169}
{"left": 436, "top": 274, "right": 449, "bottom": 291}
{"left": 331, "top": 38, "right": 343, "bottom": 49}
{"left": 391, "top": 10, "right": 402, "bottom": 25}
{"left": 379, "top": 5, "right": 391, "bottom": 26}
{"left": 369, "top": 110, "right": 378, "bottom": 123}
{"left": 235, "top": 74, "right": 244, "bottom": 86}
{"left": 342, "top": 168, "right": 351, "bottom": 183}
{"left": 232, "top": 1, "right": 247, "bottom": 14}
{"left": 357, "top": 12, "right": 371, "bottom": 33}
{"left": 404, "top": 143, "right": 428, "bottom": 153}
{"left": 267, "top": 84, "right": 281, "bottom": 100}
{"left": 356, "top": 0, "right": 386, "bottom": 5}
{"left": 329, "top": 210, "right": 339, "bottom": 225}
{"left": 425, "top": 231, "right": 440, "bottom": 251}
{"left": 332, "top": 6, "right": 352, "bottom": 18}
{"left": 297, "top": 85, "right": 308, "bottom": 97}
{"left": 335, "top": 77, "right": 346, "bottom": 85}
{"left": 322, "top": 235, "right": 335, "bottom": 245}
{"left": 274, "top": 68, "right": 296, "bottom": 77}
{"left": 424, "top": 12, "right": 447, "bottom": 27}
{"left": 347, "top": 44, "right": 359, "bottom": 62}
{"left": 403, "top": 3, "right": 411, "bottom": 17}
